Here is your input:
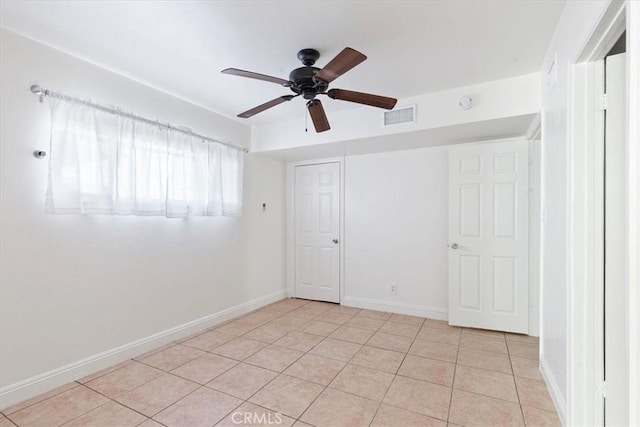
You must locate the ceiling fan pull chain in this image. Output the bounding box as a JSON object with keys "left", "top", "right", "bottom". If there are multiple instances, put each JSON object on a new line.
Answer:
{"left": 305, "top": 108, "right": 308, "bottom": 132}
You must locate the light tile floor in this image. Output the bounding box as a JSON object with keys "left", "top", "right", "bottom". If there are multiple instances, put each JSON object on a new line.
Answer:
{"left": 1, "top": 299, "right": 561, "bottom": 426}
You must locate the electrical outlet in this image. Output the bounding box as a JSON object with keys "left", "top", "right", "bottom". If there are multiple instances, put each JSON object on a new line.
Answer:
{"left": 390, "top": 284, "right": 397, "bottom": 295}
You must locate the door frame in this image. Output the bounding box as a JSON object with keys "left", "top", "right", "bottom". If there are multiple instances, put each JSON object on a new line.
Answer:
{"left": 569, "top": 1, "right": 639, "bottom": 425}
{"left": 527, "top": 117, "right": 542, "bottom": 337}
{"left": 286, "top": 157, "right": 345, "bottom": 302}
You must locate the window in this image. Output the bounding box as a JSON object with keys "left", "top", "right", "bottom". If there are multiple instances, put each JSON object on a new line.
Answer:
{"left": 45, "top": 98, "right": 243, "bottom": 217}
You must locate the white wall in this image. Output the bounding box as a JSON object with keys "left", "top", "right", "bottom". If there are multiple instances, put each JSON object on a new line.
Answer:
{"left": 343, "top": 147, "right": 449, "bottom": 318}
{"left": 0, "top": 30, "right": 286, "bottom": 406}
{"left": 537, "top": 0, "right": 611, "bottom": 423}
{"left": 253, "top": 73, "right": 540, "bottom": 153}
{"left": 628, "top": 5, "right": 640, "bottom": 425}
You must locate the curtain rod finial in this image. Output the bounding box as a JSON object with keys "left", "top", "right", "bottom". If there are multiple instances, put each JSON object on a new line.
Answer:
{"left": 30, "top": 85, "right": 45, "bottom": 96}
{"left": 31, "top": 85, "right": 47, "bottom": 103}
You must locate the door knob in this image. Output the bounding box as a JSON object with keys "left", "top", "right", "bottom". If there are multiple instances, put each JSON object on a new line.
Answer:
{"left": 450, "top": 243, "right": 459, "bottom": 249}
{"left": 332, "top": 239, "right": 339, "bottom": 244}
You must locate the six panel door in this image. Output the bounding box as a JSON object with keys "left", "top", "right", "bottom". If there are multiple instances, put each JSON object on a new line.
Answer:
{"left": 294, "top": 162, "right": 340, "bottom": 303}
{"left": 448, "top": 140, "right": 529, "bottom": 333}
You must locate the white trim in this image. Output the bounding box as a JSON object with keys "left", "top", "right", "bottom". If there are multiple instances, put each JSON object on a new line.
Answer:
{"left": 568, "top": 58, "right": 605, "bottom": 427}
{"left": 526, "top": 114, "right": 541, "bottom": 141}
{"left": 0, "top": 289, "right": 286, "bottom": 410}
{"left": 286, "top": 157, "right": 345, "bottom": 302}
{"left": 626, "top": 3, "right": 640, "bottom": 424}
{"left": 576, "top": 1, "right": 626, "bottom": 63}
{"left": 342, "top": 296, "right": 448, "bottom": 321}
{"left": 540, "top": 354, "right": 568, "bottom": 425}
{"left": 567, "top": 1, "right": 637, "bottom": 424}
{"left": 528, "top": 128, "right": 542, "bottom": 337}
{"left": 602, "top": 50, "right": 629, "bottom": 427}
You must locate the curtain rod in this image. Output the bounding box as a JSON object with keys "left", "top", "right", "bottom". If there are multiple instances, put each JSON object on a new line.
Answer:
{"left": 30, "top": 85, "right": 249, "bottom": 153}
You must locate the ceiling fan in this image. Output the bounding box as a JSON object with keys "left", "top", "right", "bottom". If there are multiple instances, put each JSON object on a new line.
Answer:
{"left": 221, "top": 47, "right": 398, "bottom": 132}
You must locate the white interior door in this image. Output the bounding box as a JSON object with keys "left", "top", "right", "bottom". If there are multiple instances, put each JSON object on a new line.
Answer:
{"left": 448, "top": 140, "right": 529, "bottom": 333}
{"left": 604, "top": 52, "right": 627, "bottom": 427}
{"left": 294, "top": 162, "right": 340, "bottom": 303}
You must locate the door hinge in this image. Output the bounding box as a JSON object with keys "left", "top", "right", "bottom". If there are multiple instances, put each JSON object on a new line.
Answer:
{"left": 596, "top": 380, "right": 607, "bottom": 397}
{"left": 603, "top": 93, "right": 608, "bottom": 110}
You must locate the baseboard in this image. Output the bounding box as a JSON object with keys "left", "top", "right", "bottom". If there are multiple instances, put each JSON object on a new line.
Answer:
{"left": 341, "top": 296, "right": 448, "bottom": 321}
{"left": 540, "top": 353, "right": 567, "bottom": 425}
{"left": 0, "top": 289, "right": 287, "bottom": 410}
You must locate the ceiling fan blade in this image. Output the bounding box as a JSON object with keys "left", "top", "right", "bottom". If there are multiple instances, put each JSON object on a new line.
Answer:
{"left": 222, "top": 68, "right": 291, "bottom": 86}
{"left": 307, "top": 99, "right": 331, "bottom": 132}
{"left": 327, "top": 89, "right": 397, "bottom": 110}
{"left": 315, "top": 47, "right": 367, "bottom": 83}
{"left": 238, "top": 95, "right": 296, "bottom": 118}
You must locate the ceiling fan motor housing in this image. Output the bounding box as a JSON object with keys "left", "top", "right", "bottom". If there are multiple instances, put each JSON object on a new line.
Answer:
{"left": 289, "top": 66, "right": 328, "bottom": 99}
{"left": 289, "top": 49, "right": 328, "bottom": 100}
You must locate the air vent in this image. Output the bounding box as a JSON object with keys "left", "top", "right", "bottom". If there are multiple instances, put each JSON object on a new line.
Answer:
{"left": 383, "top": 105, "right": 416, "bottom": 126}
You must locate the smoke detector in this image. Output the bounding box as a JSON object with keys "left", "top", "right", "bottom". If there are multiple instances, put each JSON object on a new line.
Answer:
{"left": 459, "top": 95, "right": 473, "bottom": 110}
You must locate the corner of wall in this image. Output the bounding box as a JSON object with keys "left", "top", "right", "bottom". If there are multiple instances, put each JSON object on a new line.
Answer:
{"left": 540, "top": 353, "right": 568, "bottom": 424}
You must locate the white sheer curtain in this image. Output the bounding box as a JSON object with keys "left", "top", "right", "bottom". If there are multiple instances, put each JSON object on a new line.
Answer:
{"left": 45, "top": 98, "right": 243, "bottom": 217}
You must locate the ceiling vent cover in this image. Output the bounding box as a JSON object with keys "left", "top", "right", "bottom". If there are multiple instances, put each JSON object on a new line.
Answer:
{"left": 383, "top": 105, "right": 416, "bottom": 126}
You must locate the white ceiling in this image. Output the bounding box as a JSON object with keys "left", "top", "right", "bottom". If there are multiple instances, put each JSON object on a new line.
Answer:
{"left": 0, "top": 1, "right": 564, "bottom": 125}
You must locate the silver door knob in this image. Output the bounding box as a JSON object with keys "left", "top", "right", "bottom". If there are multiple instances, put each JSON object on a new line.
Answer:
{"left": 332, "top": 239, "right": 339, "bottom": 244}
{"left": 450, "top": 243, "right": 459, "bottom": 249}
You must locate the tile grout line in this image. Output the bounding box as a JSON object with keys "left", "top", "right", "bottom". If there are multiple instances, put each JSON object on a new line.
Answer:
{"left": 209, "top": 360, "right": 298, "bottom": 422}
{"left": 221, "top": 305, "right": 343, "bottom": 423}
{"left": 4, "top": 382, "right": 113, "bottom": 427}
{"left": 446, "top": 326, "right": 463, "bottom": 423}
{"left": 289, "top": 307, "right": 370, "bottom": 424}
{"left": 2, "top": 414, "right": 19, "bottom": 427}
{"left": 506, "top": 338, "right": 529, "bottom": 426}
{"left": 137, "top": 344, "right": 214, "bottom": 372}
{"left": 292, "top": 305, "right": 386, "bottom": 423}
{"left": 96, "top": 309, "right": 290, "bottom": 425}
{"left": 1, "top": 382, "right": 84, "bottom": 417}
{"left": 366, "top": 316, "right": 426, "bottom": 426}
{"left": 207, "top": 299, "right": 320, "bottom": 424}
{"left": 73, "top": 381, "right": 153, "bottom": 423}
{"left": 107, "top": 372, "right": 202, "bottom": 421}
